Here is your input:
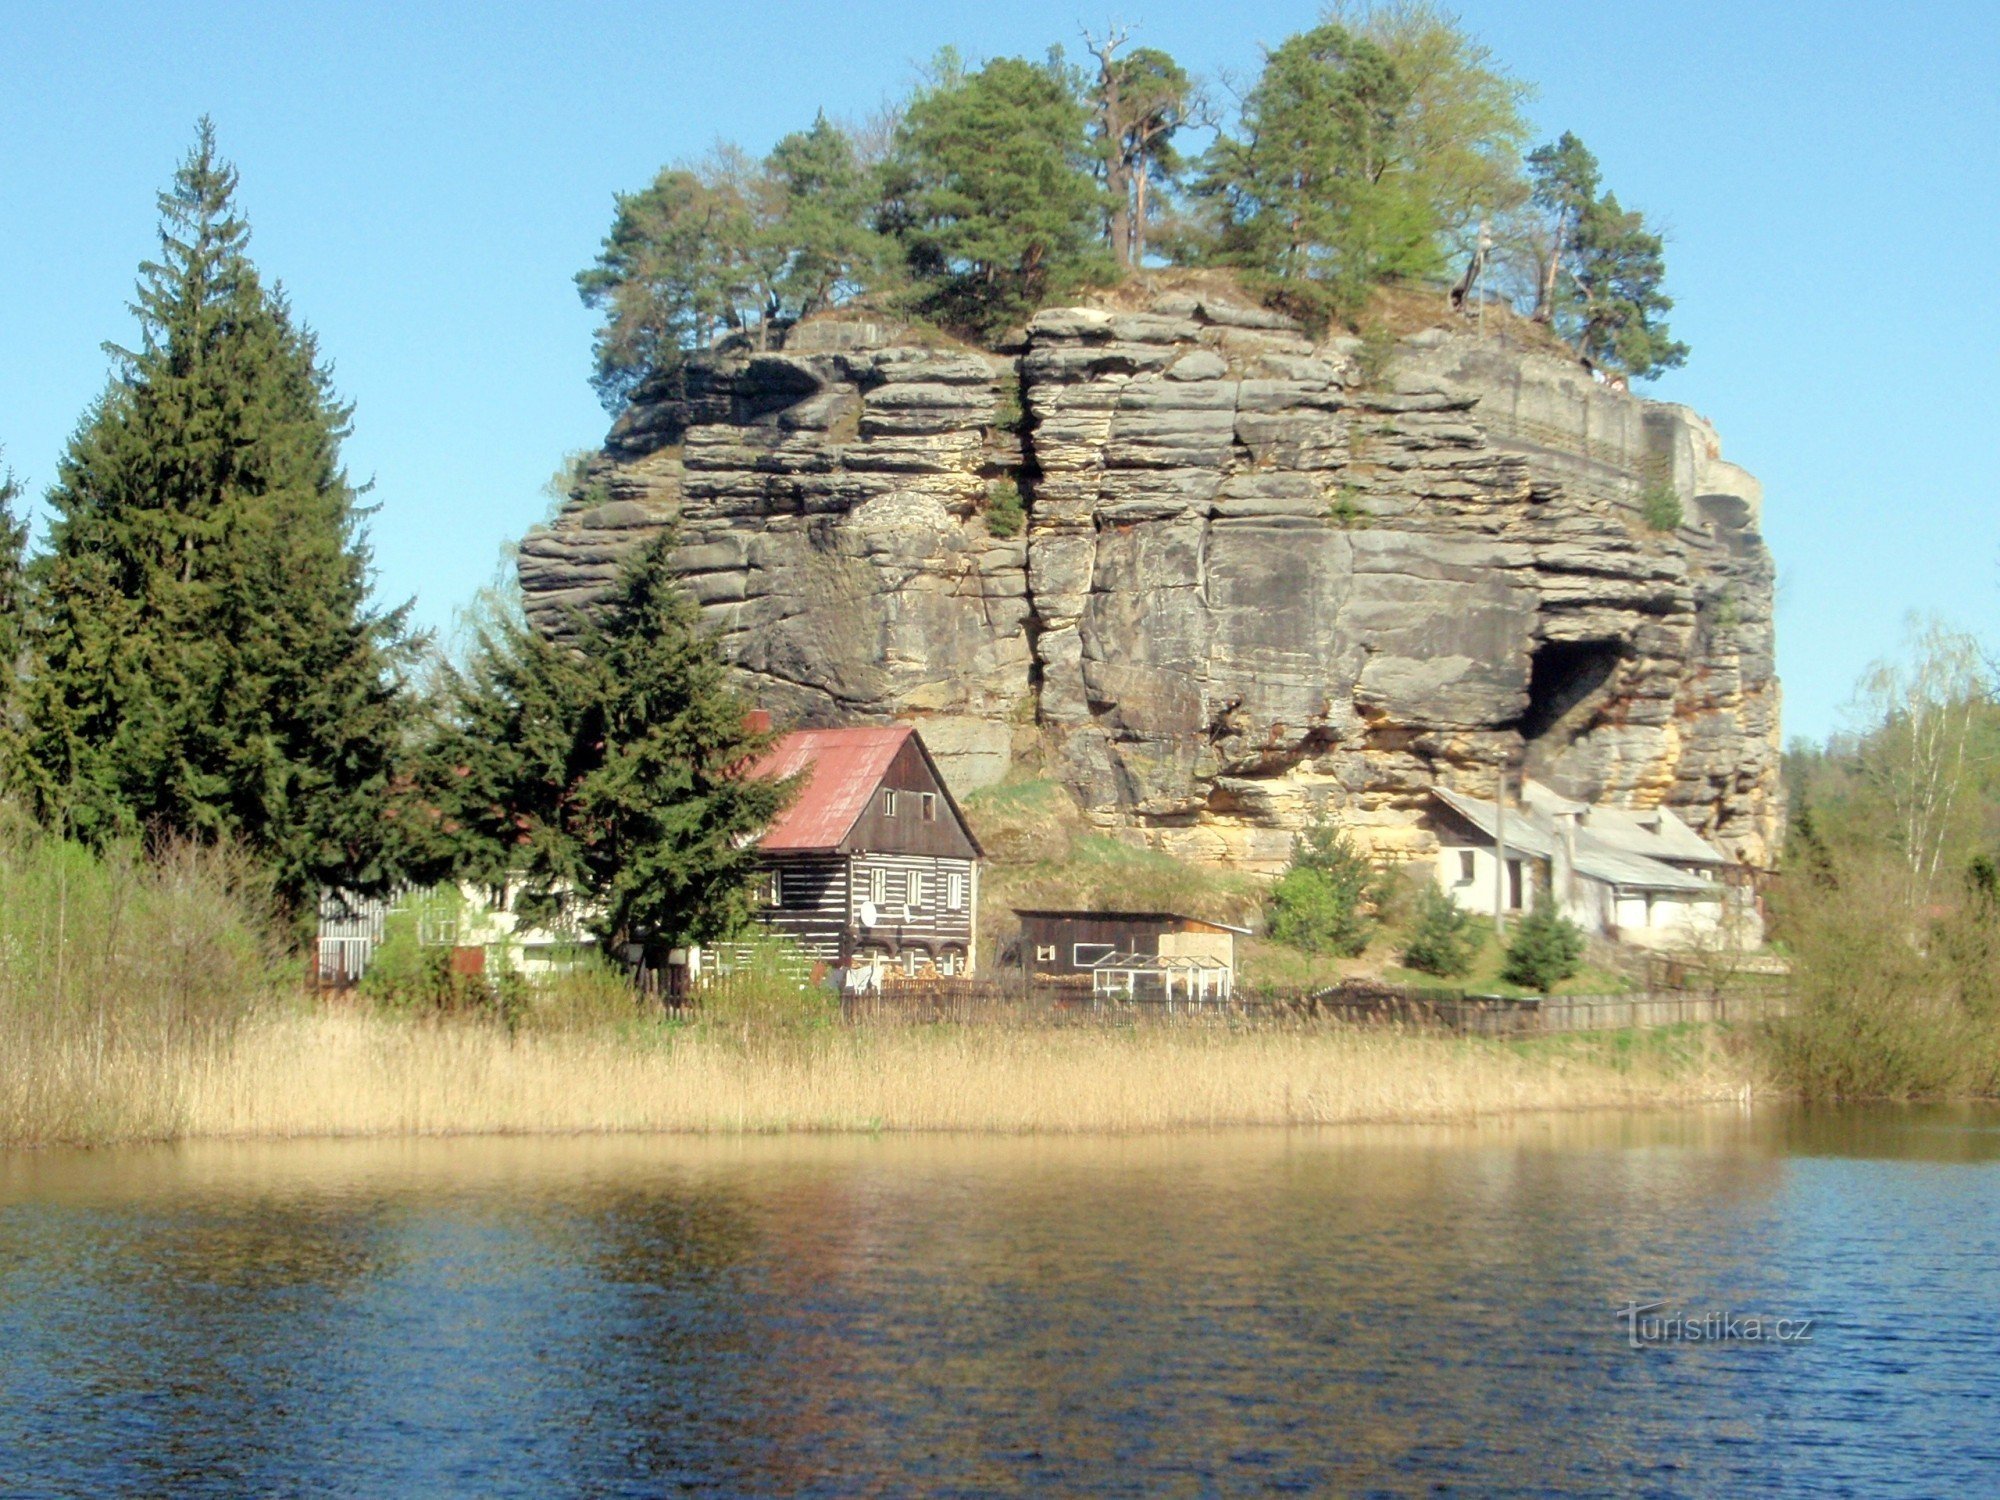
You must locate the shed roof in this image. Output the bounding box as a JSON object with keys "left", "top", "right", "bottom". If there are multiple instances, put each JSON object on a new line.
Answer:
{"left": 1012, "top": 908, "right": 1253, "bottom": 936}
{"left": 749, "top": 726, "right": 914, "bottom": 852}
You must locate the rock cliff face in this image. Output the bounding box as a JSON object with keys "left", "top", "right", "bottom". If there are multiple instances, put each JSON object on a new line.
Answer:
{"left": 519, "top": 290, "right": 1780, "bottom": 870}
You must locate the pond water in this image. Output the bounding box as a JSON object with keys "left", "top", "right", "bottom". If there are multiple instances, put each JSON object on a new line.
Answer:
{"left": 3, "top": 1108, "right": 1997, "bottom": 1496}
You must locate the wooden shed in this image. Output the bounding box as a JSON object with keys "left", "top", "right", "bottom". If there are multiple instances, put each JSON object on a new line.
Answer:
{"left": 1012, "top": 909, "right": 1248, "bottom": 1000}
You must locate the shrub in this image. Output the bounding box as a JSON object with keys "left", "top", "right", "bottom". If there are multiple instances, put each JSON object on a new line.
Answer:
{"left": 1353, "top": 318, "right": 1399, "bottom": 387}
{"left": 985, "top": 479, "right": 1027, "bottom": 538}
{"left": 1401, "top": 884, "right": 1482, "bottom": 978}
{"left": 0, "top": 825, "right": 278, "bottom": 1145}
{"left": 1639, "top": 476, "right": 1683, "bottom": 532}
{"left": 699, "top": 940, "right": 837, "bottom": 1033}
{"left": 1499, "top": 904, "right": 1584, "bottom": 990}
{"left": 1326, "top": 485, "right": 1369, "bottom": 529}
{"left": 1764, "top": 851, "right": 2000, "bottom": 1099}
{"left": 1266, "top": 818, "right": 1376, "bottom": 957}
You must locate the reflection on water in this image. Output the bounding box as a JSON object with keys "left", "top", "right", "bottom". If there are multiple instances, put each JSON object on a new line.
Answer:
{"left": 3, "top": 1108, "right": 1997, "bottom": 1495}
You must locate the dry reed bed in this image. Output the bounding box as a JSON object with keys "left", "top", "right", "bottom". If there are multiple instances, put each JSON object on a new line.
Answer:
{"left": 155, "top": 1011, "right": 1755, "bottom": 1142}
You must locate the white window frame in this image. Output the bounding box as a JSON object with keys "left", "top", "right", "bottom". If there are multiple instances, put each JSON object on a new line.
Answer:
{"left": 1458, "top": 849, "right": 1476, "bottom": 885}
{"left": 1035, "top": 943, "right": 1056, "bottom": 963}
{"left": 881, "top": 789, "right": 898, "bottom": 817}
{"left": 869, "top": 867, "right": 887, "bottom": 905}
{"left": 766, "top": 869, "right": 783, "bottom": 906}
{"left": 1073, "top": 942, "right": 1116, "bottom": 967}
{"left": 919, "top": 792, "right": 937, "bottom": 822}
{"left": 946, "top": 871, "right": 965, "bottom": 911}
{"left": 908, "top": 870, "right": 925, "bottom": 909}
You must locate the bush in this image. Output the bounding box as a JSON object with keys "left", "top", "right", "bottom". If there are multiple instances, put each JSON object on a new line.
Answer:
{"left": 1266, "top": 819, "right": 1377, "bottom": 957}
{"left": 1764, "top": 852, "right": 2000, "bottom": 1100}
{"left": 1401, "top": 884, "right": 1482, "bottom": 978}
{"left": 1499, "top": 904, "right": 1585, "bottom": 990}
{"left": 985, "top": 479, "right": 1027, "bottom": 538}
{"left": 1640, "top": 476, "right": 1683, "bottom": 532}
{"left": 699, "top": 940, "right": 837, "bottom": 1033}
{"left": 0, "top": 825, "right": 278, "bottom": 1145}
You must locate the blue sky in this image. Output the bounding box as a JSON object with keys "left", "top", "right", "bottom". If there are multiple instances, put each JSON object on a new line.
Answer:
{"left": 3, "top": 0, "right": 1996, "bottom": 741}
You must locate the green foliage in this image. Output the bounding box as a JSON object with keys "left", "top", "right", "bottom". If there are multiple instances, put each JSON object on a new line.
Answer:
{"left": 1196, "top": 10, "right": 1526, "bottom": 317}
{"left": 1266, "top": 816, "right": 1377, "bottom": 956}
{"left": 577, "top": 118, "right": 888, "bottom": 407}
{"left": 984, "top": 478, "right": 1027, "bottom": 537}
{"left": 886, "top": 51, "right": 1111, "bottom": 334}
{"left": 1401, "top": 883, "right": 1481, "bottom": 978}
{"left": 1528, "top": 132, "right": 1687, "bottom": 379}
{"left": 21, "top": 122, "right": 413, "bottom": 914}
{"left": 1326, "top": 486, "right": 1369, "bottom": 529}
{"left": 698, "top": 940, "right": 837, "bottom": 1033}
{"left": 1354, "top": 319, "right": 1399, "bottom": 385}
{"left": 412, "top": 535, "right": 796, "bottom": 949}
{"left": 0, "top": 823, "right": 279, "bottom": 1145}
{"left": 0, "top": 456, "right": 24, "bottom": 787}
{"left": 357, "top": 895, "right": 514, "bottom": 1022}
{"left": 1089, "top": 40, "right": 1199, "bottom": 269}
{"left": 990, "top": 381, "right": 1024, "bottom": 434}
{"left": 1640, "top": 475, "right": 1684, "bottom": 531}
{"left": 1764, "top": 844, "right": 2000, "bottom": 1100}
{"left": 1499, "top": 903, "right": 1585, "bottom": 990}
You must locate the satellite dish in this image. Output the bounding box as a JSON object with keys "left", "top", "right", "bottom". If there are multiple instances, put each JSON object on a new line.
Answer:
{"left": 858, "top": 901, "right": 879, "bottom": 928}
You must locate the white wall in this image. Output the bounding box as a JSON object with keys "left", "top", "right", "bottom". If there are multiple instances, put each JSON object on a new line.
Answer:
{"left": 1434, "top": 842, "right": 1537, "bottom": 918}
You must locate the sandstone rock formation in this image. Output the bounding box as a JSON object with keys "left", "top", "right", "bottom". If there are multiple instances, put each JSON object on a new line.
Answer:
{"left": 519, "top": 289, "right": 1780, "bottom": 870}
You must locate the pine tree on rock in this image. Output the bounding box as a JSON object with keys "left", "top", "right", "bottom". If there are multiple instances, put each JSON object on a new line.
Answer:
{"left": 24, "top": 121, "right": 411, "bottom": 910}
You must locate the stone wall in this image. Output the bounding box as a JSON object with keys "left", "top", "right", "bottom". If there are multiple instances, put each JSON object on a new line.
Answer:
{"left": 518, "top": 290, "right": 1780, "bottom": 870}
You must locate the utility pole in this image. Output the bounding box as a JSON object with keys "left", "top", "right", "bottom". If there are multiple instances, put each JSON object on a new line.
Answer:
{"left": 1493, "top": 760, "right": 1510, "bottom": 939}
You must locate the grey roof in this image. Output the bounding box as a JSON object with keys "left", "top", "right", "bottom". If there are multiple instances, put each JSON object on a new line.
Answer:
{"left": 1569, "top": 842, "right": 1715, "bottom": 893}
{"left": 1432, "top": 780, "right": 1728, "bottom": 895}
{"left": 1431, "top": 787, "right": 1560, "bottom": 859}
{"left": 1575, "top": 802, "right": 1725, "bottom": 866}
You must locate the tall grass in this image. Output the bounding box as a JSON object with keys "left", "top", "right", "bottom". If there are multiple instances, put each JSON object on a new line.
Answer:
{"left": 0, "top": 826, "right": 278, "bottom": 1145}
{"left": 177, "top": 1010, "right": 1748, "bottom": 1141}
{"left": 0, "top": 824, "right": 1759, "bottom": 1148}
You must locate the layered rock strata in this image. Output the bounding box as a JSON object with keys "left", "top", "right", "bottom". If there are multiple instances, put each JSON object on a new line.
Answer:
{"left": 519, "top": 292, "right": 1780, "bottom": 869}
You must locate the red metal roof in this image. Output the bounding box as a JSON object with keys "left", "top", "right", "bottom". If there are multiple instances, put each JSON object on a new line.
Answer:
{"left": 747, "top": 726, "right": 914, "bottom": 852}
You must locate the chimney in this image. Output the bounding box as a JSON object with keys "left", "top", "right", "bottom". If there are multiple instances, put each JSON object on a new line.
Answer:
{"left": 745, "top": 709, "right": 772, "bottom": 736}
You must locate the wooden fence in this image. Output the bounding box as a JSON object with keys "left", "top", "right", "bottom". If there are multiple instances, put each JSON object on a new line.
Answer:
{"left": 857, "top": 975, "right": 1788, "bottom": 1036}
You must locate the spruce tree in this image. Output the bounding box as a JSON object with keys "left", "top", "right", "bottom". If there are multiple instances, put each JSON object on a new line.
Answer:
{"left": 0, "top": 456, "right": 25, "bottom": 789}
{"left": 23, "top": 121, "right": 411, "bottom": 910}
{"left": 416, "top": 536, "right": 794, "bottom": 951}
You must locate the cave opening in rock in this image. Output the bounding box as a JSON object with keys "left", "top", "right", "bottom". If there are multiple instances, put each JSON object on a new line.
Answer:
{"left": 1522, "top": 638, "right": 1625, "bottom": 744}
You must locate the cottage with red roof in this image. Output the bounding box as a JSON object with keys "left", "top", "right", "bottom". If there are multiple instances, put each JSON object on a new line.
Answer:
{"left": 745, "top": 725, "right": 983, "bottom": 977}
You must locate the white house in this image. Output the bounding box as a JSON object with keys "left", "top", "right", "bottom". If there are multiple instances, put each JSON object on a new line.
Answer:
{"left": 1427, "top": 780, "right": 1759, "bottom": 950}
{"left": 316, "top": 883, "right": 597, "bottom": 985}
